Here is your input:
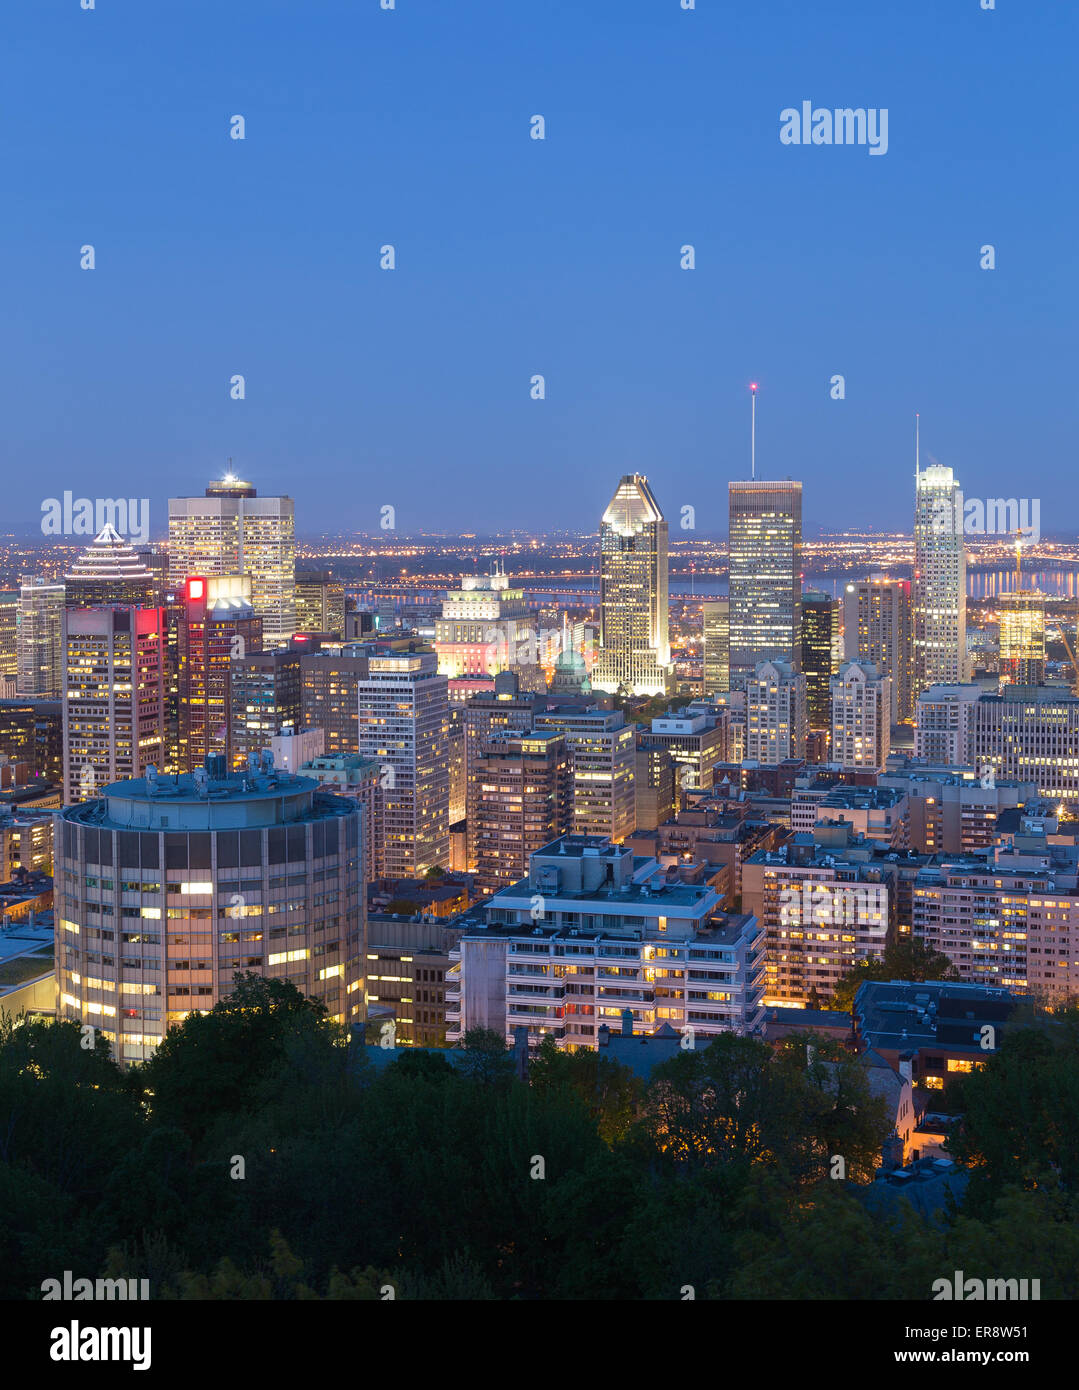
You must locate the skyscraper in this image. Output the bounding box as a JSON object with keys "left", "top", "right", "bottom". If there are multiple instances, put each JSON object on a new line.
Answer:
{"left": 64, "top": 525, "right": 157, "bottom": 609}
{"left": 62, "top": 605, "right": 167, "bottom": 803}
{"left": 914, "top": 464, "right": 967, "bottom": 692}
{"left": 999, "top": 591, "right": 1046, "bottom": 687}
{"left": 534, "top": 708, "right": 637, "bottom": 842}
{"left": 168, "top": 474, "right": 296, "bottom": 645}
{"left": 702, "top": 598, "right": 730, "bottom": 696}
{"left": 17, "top": 579, "right": 66, "bottom": 698}
{"left": 177, "top": 575, "right": 263, "bottom": 771}
{"left": 728, "top": 481, "right": 802, "bottom": 689}
{"left": 800, "top": 590, "right": 840, "bottom": 733}
{"left": 294, "top": 570, "right": 346, "bottom": 638}
{"left": 229, "top": 647, "right": 303, "bottom": 768}
{"left": 591, "top": 475, "right": 672, "bottom": 697}
{"left": 357, "top": 651, "right": 449, "bottom": 877}
{"left": 844, "top": 576, "right": 914, "bottom": 724}
{"left": 467, "top": 729, "right": 571, "bottom": 896}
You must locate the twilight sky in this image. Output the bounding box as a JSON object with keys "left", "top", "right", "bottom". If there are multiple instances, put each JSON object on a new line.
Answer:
{"left": 2, "top": 0, "right": 1075, "bottom": 537}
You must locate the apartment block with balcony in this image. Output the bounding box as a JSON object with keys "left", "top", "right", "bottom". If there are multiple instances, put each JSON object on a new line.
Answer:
{"left": 445, "top": 835, "right": 764, "bottom": 1050}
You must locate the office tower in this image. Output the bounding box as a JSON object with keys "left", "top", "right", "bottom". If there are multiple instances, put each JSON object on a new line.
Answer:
{"left": 447, "top": 702, "right": 467, "bottom": 824}
{"left": 534, "top": 708, "right": 636, "bottom": 842}
{"left": 638, "top": 708, "right": 728, "bottom": 808}
{"left": 357, "top": 651, "right": 449, "bottom": 876}
{"left": 168, "top": 474, "right": 295, "bottom": 644}
{"left": 467, "top": 730, "right": 570, "bottom": 895}
{"left": 635, "top": 744, "right": 675, "bottom": 831}
{"left": 801, "top": 590, "right": 841, "bottom": 733}
{"left": 742, "top": 842, "right": 890, "bottom": 1005}
{"left": 999, "top": 591, "right": 1046, "bottom": 687}
{"left": 702, "top": 598, "right": 730, "bottom": 696}
{"left": 62, "top": 605, "right": 167, "bottom": 804}
{"left": 745, "top": 660, "right": 807, "bottom": 763}
{"left": 913, "top": 684, "right": 982, "bottom": 765}
{"left": 914, "top": 463, "right": 967, "bottom": 692}
{"left": 294, "top": 570, "right": 346, "bottom": 638}
{"left": 844, "top": 576, "right": 914, "bottom": 723}
{"left": 434, "top": 564, "right": 536, "bottom": 679}
{"left": 300, "top": 648, "right": 371, "bottom": 757}
{"left": 970, "top": 687, "right": 1079, "bottom": 801}
{"left": 0, "top": 591, "right": 19, "bottom": 681}
{"left": 830, "top": 661, "right": 891, "bottom": 770}
{"left": 0, "top": 700, "right": 63, "bottom": 785}
{"left": 17, "top": 578, "right": 66, "bottom": 697}
{"left": 134, "top": 545, "right": 170, "bottom": 602}
{"left": 728, "top": 481, "right": 802, "bottom": 689}
{"left": 447, "top": 837, "right": 765, "bottom": 1047}
{"left": 176, "top": 575, "right": 263, "bottom": 772}
{"left": 64, "top": 525, "right": 156, "bottom": 609}
{"left": 591, "top": 475, "right": 672, "bottom": 697}
{"left": 229, "top": 648, "right": 302, "bottom": 768}
{"left": 54, "top": 760, "right": 364, "bottom": 1065}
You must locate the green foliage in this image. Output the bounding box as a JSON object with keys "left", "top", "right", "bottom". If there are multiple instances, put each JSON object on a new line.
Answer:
{"left": 828, "top": 935, "right": 958, "bottom": 1012}
{"left": 4, "top": 974, "right": 1078, "bottom": 1299}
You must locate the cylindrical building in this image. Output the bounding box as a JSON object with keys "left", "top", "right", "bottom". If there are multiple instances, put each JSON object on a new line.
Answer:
{"left": 54, "top": 759, "right": 365, "bottom": 1065}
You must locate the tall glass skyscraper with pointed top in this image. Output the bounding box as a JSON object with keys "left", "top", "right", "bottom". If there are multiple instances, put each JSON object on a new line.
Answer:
{"left": 591, "top": 475, "right": 672, "bottom": 697}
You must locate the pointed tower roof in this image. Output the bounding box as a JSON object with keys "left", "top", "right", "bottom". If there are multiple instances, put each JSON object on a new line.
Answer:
{"left": 64, "top": 525, "right": 155, "bottom": 584}
{"left": 602, "top": 474, "right": 664, "bottom": 535}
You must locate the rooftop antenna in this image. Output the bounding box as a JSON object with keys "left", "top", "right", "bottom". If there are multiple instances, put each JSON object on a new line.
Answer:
{"left": 914, "top": 413, "right": 920, "bottom": 484}
{"left": 749, "top": 383, "right": 758, "bottom": 480}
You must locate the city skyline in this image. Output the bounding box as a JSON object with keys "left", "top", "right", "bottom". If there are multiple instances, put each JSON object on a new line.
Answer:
{"left": 4, "top": 2, "right": 1076, "bottom": 534}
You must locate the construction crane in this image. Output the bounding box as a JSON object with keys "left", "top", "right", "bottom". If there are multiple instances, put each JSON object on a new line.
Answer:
{"left": 1022, "top": 529, "right": 1079, "bottom": 696}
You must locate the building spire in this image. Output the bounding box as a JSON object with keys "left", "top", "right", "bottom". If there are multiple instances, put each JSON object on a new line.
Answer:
{"left": 914, "top": 412, "right": 920, "bottom": 483}
{"left": 750, "top": 382, "right": 759, "bottom": 480}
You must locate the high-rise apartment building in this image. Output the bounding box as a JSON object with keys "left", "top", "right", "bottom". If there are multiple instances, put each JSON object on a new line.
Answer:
{"left": 745, "top": 660, "right": 807, "bottom": 764}
{"left": 447, "top": 836, "right": 765, "bottom": 1047}
{"left": 17, "top": 578, "right": 66, "bottom": 698}
{"left": 830, "top": 661, "right": 891, "bottom": 770}
{"left": 357, "top": 651, "right": 449, "bottom": 877}
{"left": 62, "top": 605, "right": 167, "bottom": 804}
{"left": 294, "top": 570, "right": 346, "bottom": 638}
{"left": 913, "top": 684, "right": 983, "bottom": 766}
{"left": 801, "top": 590, "right": 840, "bottom": 733}
{"left": 467, "top": 730, "right": 571, "bottom": 895}
{"left": 64, "top": 525, "right": 157, "bottom": 609}
{"left": 702, "top": 598, "right": 730, "bottom": 696}
{"left": 728, "top": 481, "right": 802, "bottom": 689}
{"left": 591, "top": 475, "right": 672, "bottom": 697}
{"left": 999, "top": 591, "right": 1046, "bottom": 687}
{"left": 844, "top": 576, "right": 914, "bottom": 724}
{"left": 914, "top": 464, "right": 967, "bottom": 693}
{"left": 54, "top": 761, "right": 364, "bottom": 1065}
{"left": 177, "top": 576, "right": 263, "bottom": 771}
{"left": 168, "top": 475, "right": 295, "bottom": 645}
{"left": 534, "top": 708, "right": 636, "bottom": 842}
{"left": 634, "top": 744, "right": 675, "bottom": 831}
{"left": 638, "top": 709, "right": 728, "bottom": 808}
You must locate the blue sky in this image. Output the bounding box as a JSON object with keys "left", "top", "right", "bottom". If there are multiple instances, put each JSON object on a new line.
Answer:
{"left": 2, "top": 0, "right": 1075, "bottom": 536}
